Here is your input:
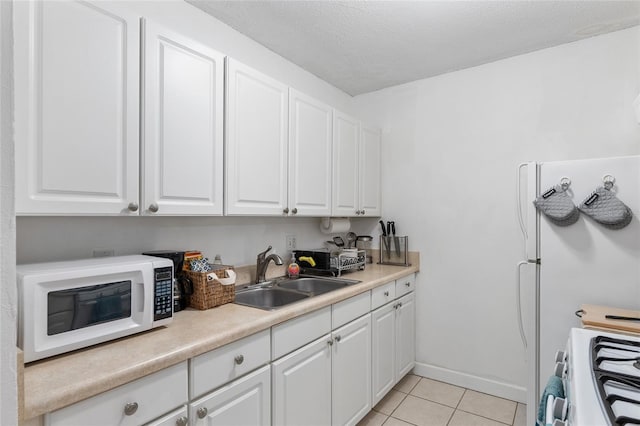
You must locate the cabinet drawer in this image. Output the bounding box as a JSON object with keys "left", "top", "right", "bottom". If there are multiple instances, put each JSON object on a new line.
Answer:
{"left": 395, "top": 274, "right": 415, "bottom": 298}
{"left": 144, "top": 405, "right": 188, "bottom": 426}
{"left": 272, "top": 306, "right": 331, "bottom": 359}
{"left": 46, "top": 361, "right": 187, "bottom": 426}
{"left": 371, "top": 281, "right": 396, "bottom": 310}
{"left": 190, "top": 329, "right": 270, "bottom": 398}
{"left": 332, "top": 291, "right": 371, "bottom": 329}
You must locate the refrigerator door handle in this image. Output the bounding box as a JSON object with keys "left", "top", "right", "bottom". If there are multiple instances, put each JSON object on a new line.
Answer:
{"left": 517, "top": 163, "right": 529, "bottom": 240}
{"left": 516, "top": 261, "right": 529, "bottom": 348}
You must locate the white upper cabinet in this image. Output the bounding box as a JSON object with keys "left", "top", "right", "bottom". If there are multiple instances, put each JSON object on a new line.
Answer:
{"left": 332, "top": 112, "right": 382, "bottom": 217}
{"left": 359, "top": 126, "right": 382, "bottom": 217}
{"left": 15, "top": 1, "right": 140, "bottom": 215}
{"left": 288, "top": 89, "right": 333, "bottom": 216}
{"left": 332, "top": 111, "right": 360, "bottom": 217}
{"left": 225, "top": 59, "right": 289, "bottom": 215}
{"left": 143, "top": 20, "right": 224, "bottom": 215}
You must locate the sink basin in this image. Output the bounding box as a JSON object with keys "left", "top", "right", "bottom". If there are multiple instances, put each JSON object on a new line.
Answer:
{"left": 234, "top": 276, "right": 361, "bottom": 310}
{"left": 276, "top": 277, "right": 359, "bottom": 295}
{"left": 234, "top": 287, "right": 310, "bottom": 310}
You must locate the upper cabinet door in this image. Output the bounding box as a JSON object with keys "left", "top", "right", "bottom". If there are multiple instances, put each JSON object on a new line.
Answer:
{"left": 332, "top": 111, "right": 360, "bottom": 217}
{"left": 359, "top": 126, "right": 382, "bottom": 217}
{"left": 14, "top": 1, "right": 140, "bottom": 215}
{"left": 225, "top": 59, "right": 288, "bottom": 215}
{"left": 288, "top": 90, "right": 332, "bottom": 217}
{"left": 143, "top": 20, "right": 225, "bottom": 216}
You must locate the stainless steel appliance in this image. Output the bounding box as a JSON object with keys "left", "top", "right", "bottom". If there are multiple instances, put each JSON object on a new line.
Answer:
{"left": 17, "top": 255, "right": 173, "bottom": 362}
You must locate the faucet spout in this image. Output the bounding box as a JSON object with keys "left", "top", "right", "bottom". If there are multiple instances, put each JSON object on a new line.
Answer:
{"left": 255, "top": 246, "right": 283, "bottom": 284}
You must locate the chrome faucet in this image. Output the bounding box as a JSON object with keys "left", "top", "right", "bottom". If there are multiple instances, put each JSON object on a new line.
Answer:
{"left": 255, "top": 245, "right": 283, "bottom": 284}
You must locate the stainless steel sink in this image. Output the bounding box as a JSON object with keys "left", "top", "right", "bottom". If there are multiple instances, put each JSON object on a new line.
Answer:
{"left": 276, "top": 277, "right": 359, "bottom": 295}
{"left": 234, "top": 276, "right": 360, "bottom": 310}
{"left": 234, "top": 287, "right": 310, "bottom": 310}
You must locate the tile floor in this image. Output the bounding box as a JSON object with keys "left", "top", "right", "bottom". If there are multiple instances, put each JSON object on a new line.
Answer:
{"left": 358, "top": 374, "right": 526, "bottom": 426}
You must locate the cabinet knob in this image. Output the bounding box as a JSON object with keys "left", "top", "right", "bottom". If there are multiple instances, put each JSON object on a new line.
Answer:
{"left": 394, "top": 303, "right": 399, "bottom": 310}
{"left": 355, "top": 210, "right": 361, "bottom": 215}
{"left": 175, "top": 416, "right": 189, "bottom": 426}
{"left": 123, "top": 402, "right": 138, "bottom": 416}
{"left": 361, "top": 209, "right": 365, "bottom": 215}
{"left": 127, "top": 202, "right": 139, "bottom": 212}
{"left": 197, "top": 407, "right": 208, "bottom": 419}
{"left": 327, "top": 339, "right": 334, "bottom": 346}
{"left": 283, "top": 207, "right": 289, "bottom": 214}
{"left": 334, "top": 335, "right": 341, "bottom": 343}
{"left": 234, "top": 354, "right": 244, "bottom": 365}
{"left": 292, "top": 208, "right": 298, "bottom": 214}
{"left": 148, "top": 203, "right": 159, "bottom": 213}
{"left": 384, "top": 291, "right": 389, "bottom": 297}
{"left": 405, "top": 282, "right": 411, "bottom": 287}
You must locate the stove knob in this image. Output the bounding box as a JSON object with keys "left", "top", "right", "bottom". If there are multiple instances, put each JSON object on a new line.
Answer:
{"left": 552, "top": 420, "right": 566, "bottom": 426}
{"left": 552, "top": 397, "right": 568, "bottom": 420}
{"left": 553, "top": 362, "right": 565, "bottom": 378}
{"left": 554, "top": 350, "right": 566, "bottom": 362}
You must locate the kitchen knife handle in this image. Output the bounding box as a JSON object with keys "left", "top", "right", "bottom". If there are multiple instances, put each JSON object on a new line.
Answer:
{"left": 605, "top": 314, "right": 640, "bottom": 321}
{"left": 379, "top": 220, "right": 387, "bottom": 236}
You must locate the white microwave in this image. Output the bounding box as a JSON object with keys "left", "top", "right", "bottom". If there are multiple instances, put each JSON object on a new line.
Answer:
{"left": 17, "top": 255, "right": 173, "bottom": 363}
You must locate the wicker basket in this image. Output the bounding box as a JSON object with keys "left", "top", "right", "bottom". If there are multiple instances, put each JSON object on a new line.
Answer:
{"left": 185, "top": 265, "right": 235, "bottom": 310}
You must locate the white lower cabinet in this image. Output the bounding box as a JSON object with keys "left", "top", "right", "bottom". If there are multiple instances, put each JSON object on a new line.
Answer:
{"left": 272, "top": 334, "right": 332, "bottom": 425}
{"left": 272, "top": 296, "right": 372, "bottom": 426}
{"left": 371, "top": 284, "right": 416, "bottom": 406}
{"left": 331, "top": 315, "right": 372, "bottom": 426}
{"left": 46, "top": 362, "right": 188, "bottom": 426}
{"left": 190, "top": 365, "right": 271, "bottom": 426}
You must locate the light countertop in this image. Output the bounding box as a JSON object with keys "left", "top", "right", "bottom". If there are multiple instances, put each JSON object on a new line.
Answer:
{"left": 23, "top": 254, "right": 419, "bottom": 420}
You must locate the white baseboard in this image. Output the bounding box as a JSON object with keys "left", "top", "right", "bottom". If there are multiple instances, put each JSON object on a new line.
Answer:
{"left": 412, "top": 362, "right": 527, "bottom": 404}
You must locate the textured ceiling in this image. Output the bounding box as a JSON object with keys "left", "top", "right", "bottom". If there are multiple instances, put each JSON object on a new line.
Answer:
{"left": 187, "top": 1, "right": 640, "bottom": 96}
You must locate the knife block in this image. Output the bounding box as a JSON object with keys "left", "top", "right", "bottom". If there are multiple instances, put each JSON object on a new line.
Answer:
{"left": 379, "top": 236, "right": 410, "bottom": 266}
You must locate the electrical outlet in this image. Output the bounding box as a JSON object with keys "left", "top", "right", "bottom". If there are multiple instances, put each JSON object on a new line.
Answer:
{"left": 93, "top": 249, "right": 115, "bottom": 257}
{"left": 286, "top": 235, "right": 297, "bottom": 250}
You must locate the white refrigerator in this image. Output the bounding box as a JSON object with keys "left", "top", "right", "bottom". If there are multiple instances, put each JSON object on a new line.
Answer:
{"left": 516, "top": 155, "right": 640, "bottom": 426}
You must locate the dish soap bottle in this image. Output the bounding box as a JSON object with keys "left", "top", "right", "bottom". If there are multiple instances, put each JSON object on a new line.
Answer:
{"left": 287, "top": 254, "right": 300, "bottom": 279}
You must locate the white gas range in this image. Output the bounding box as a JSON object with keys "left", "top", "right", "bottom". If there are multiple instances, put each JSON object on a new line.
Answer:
{"left": 554, "top": 328, "right": 640, "bottom": 426}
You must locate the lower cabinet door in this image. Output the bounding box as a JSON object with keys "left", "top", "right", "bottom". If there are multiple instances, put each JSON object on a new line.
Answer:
{"left": 332, "top": 315, "right": 372, "bottom": 426}
{"left": 371, "top": 303, "right": 396, "bottom": 406}
{"left": 190, "top": 365, "right": 271, "bottom": 426}
{"left": 144, "top": 406, "right": 188, "bottom": 426}
{"left": 395, "top": 292, "right": 416, "bottom": 379}
{"left": 272, "top": 334, "right": 332, "bottom": 426}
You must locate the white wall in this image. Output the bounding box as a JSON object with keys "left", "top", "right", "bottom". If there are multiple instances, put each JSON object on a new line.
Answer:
{"left": 1, "top": 1, "right": 16, "bottom": 424}
{"left": 354, "top": 26, "right": 640, "bottom": 401}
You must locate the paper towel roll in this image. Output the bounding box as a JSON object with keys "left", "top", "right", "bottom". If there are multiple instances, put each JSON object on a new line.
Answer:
{"left": 320, "top": 217, "right": 351, "bottom": 234}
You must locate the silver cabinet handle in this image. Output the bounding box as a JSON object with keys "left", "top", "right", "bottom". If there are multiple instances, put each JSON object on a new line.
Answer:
{"left": 197, "top": 407, "right": 208, "bottom": 419}
{"left": 234, "top": 354, "right": 244, "bottom": 365}
{"left": 327, "top": 339, "right": 334, "bottom": 346}
{"left": 394, "top": 303, "right": 399, "bottom": 310}
{"left": 405, "top": 282, "right": 411, "bottom": 287}
{"left": 123, "top": 402, "right": 138, "bottom": 416}
{"left": 334, "top": 335, "right": 341, "bottom": 343}
{"left": 283, "top": 207, "right": 289, "bottom": 214}
{"left": 292, "top": 208, "right": 298, "bottom": 214}
{"left": 361, "top": 209, "right": 365, "bottom": 215}
{"left": 148, "top": 203, "right": 159, "bottom": 213}
{"left": 398, "top": 302, "right": 403, "bottom": 308}
{"left": 384, "top": 291, "right": 389, "bottom": 296}
{"left": 355, "top": 210, "right": 361, "bottom": 215}
{"left": 127, "top": 202, "right": 138, "bottom": 212}
{"left": 175, "top": 416, "right": 188, "bottom": 426}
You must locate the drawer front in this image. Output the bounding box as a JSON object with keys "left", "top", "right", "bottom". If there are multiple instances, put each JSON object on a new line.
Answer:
{"left": 191, "top": 329, "right": 270, "bottom": 398}
{"left": 395, "top": 274, "right": 415, "bottom": 298}
{"left": 46, "top": 361, "right": 188, "bottom": 426}
{"left": 272, "top": 306, "right": 331, "bottom": 359}
{"left": 332, "top": 291, "right": 371, "bottom": 330}
{"left": 371, "top": 281, "right": 396, "bottom": 310}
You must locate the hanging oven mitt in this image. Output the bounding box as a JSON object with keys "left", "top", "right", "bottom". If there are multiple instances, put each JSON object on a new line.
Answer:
{"left": 533, "top": 185, "right": 580, "bottom": 226}
{"left": 578, "top": 187, "right": 633, "bottom": 230}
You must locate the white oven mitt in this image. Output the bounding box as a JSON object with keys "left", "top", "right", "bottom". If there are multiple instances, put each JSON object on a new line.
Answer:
{"left": 578, "top": 187, "right": 633, "bottom": 230}
{"left": 533, "top": 185, "right": 580, "bottom": 226}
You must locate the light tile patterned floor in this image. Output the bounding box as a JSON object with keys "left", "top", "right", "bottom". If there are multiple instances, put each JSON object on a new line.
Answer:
{"left": 358, "top": 374, "right": 527, "bottom": 426}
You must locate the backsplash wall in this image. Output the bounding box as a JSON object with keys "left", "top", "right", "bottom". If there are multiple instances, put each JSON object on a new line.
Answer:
{"left": 16, "top": 216, "right": 381, "bottom": 266}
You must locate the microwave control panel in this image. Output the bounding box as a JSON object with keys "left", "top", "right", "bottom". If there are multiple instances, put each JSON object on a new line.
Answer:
{"left": 154, "top": 267, "right": 173, "bottom": 321}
